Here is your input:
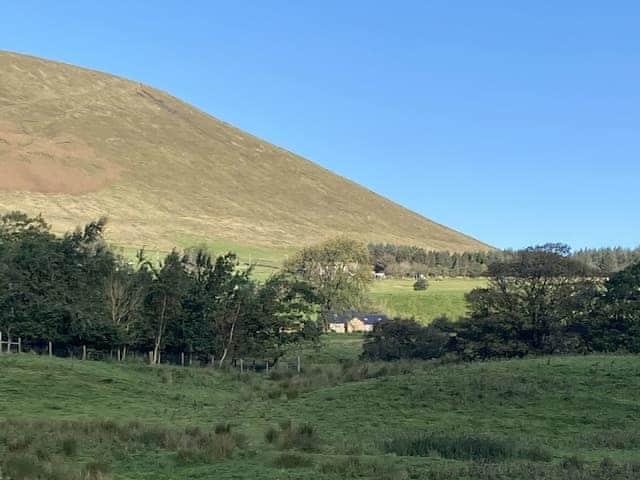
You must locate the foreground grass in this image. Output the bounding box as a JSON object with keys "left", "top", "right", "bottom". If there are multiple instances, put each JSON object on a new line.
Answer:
{"left": 370, "top": 278, "right": 487, "bottom": 322}
{"left": 1, "top": 352, "right": 639, "bottom": 479}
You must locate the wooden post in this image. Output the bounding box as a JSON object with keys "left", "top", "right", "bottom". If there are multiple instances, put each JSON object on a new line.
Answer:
{"left": 48, "top": 341, "right": 53, "bottom": 358}
{"left": 18, "top": 338, "right": 22, "bottom": 354}
{"left": 181, "top": 352, "right": 185, "bottom": 367}
{"left": 297, "top": 355, "right": 301, "bottom": 374}
{"left": 82, "top": 345, "right": 87, "bottom": 360}
{"left": 240, "top": 358, "right": 244, "bottom": 373}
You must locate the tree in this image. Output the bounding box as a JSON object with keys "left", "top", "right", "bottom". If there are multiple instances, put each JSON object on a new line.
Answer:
{"left": 284, "top": 237, "right": 371, "bottom": 329}
{"left": 105, "top": 259, "right": 149, "bottom": 361}
{"left": 144, "top": 251, "right": 189, "bottom": 364}
{"left": 235, "top": 273, "right": 319, "bottom": 363}
{"left": 455, "top": 245, "right": 598, "bottom": 358}
{"left": 413, "top": 278, "right": 428, "bottom": 291}
{"left": 584, "top": 262, "right": 640, "bottom": 352}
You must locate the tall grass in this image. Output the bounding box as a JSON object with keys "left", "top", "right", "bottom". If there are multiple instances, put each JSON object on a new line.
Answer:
{"left": 0, "top": 419, "right": 241, "bottom": 478}
{"left": 382, "top": 432, "right": 551, "bottom": 462}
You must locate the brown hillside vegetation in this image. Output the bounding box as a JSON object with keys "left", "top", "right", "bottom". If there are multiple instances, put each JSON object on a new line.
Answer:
{"left": 0, "top": 50, "right": 490, "bottom": 252}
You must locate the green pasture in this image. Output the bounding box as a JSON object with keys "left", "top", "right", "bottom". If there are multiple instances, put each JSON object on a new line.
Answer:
{"left": 370, "top": 277, "right": 487, "bottom": 322}
{"left": 1, "top": 351, "right": 639, "bottom": 479}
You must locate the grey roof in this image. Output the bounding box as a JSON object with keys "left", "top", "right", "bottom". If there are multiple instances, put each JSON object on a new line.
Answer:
{"left": 330, "top": 311, "right": 390, "bottom": 325}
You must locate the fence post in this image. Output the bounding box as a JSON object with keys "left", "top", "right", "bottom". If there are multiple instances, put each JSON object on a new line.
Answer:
{"left": 18, "top": 338, "right": 22, "bottom": 354}
{"left": 48, "top": 341, "right": 53, "bottom": 358}
{"left": 0, "top": 331, "right": 3, "bottom": 355}
{"left": 297, "top": 355, "right": 301, "bottom": 374}
{"left": 148, "top": 351, "right": 153, "bottom": 365}
{"left": 7, "top": 335, "right": 11, "bottom": 354}
{"left": 82, "top": 345, "right": 87, "bottom": 360}
{"left": 266, "top": 360, "right": 269, "bottom": 374}
{"left": 240, "top": 358, "right": 244, "bottom": 373}
{"left": 189, "top": 354, "right": 193, "bottom": 367}
{"left": 181, "top": 352, "right": 185, "bottom": 367}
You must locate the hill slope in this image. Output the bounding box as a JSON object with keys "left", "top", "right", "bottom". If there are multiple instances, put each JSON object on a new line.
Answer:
{"left": 0, "top": 51, "right": 489, "bottom": 252}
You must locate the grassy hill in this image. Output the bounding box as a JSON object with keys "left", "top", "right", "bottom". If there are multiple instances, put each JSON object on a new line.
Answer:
{"left": 0, "top": 50, "right": 490, "bottom": 253}
{"left": 1, "top": 352, "right": 639, "bottom": 479}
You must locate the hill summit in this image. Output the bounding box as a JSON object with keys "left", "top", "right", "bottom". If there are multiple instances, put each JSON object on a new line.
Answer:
{"left": 0, "top": 51, "right": 489, "bottom": 252}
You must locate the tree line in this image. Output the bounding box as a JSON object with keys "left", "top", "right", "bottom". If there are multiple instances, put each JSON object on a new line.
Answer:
{"left": 369, "top": 242, "right": 640, "bottom": 278}
{"left": 364, "top": 244, "right": 640, "bottom": 361}
{"left": 0, "top": 212, "right": 321, "bottom": 365}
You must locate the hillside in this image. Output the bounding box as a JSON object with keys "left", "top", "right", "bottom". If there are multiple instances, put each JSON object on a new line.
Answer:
{"left": 0, "top": 50, "right": 490, "bottom": 253}
{"left": 1, "top": 353, "right": 639, "bottom": 479}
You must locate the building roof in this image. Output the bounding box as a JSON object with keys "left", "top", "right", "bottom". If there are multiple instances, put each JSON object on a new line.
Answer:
{"left": 330, "top": 311, "right": 390, "bottom": 325}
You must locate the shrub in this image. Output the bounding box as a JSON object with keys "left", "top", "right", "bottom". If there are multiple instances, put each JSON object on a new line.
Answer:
{"left": 362, "top": 318, "right": 451, "bottom": 361}
{"left": 413, "top": 278, "right": 428, "bottom": 291}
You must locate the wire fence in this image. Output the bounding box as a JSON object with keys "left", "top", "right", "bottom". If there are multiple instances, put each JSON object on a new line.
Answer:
{"left": 0, "top": 331, "right": 303, "bottom": 373}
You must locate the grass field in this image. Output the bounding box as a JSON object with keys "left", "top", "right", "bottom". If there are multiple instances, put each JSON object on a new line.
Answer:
{"left": 370, "top": 278, "right": 487, "bottom": 322}
{"left": 1, "top": 349, "right": 639, "bottom": 479}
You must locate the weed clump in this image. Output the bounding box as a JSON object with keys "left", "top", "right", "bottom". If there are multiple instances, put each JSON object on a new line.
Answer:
{"left": 264, "top": 420, "right": 321, "bottom": 452}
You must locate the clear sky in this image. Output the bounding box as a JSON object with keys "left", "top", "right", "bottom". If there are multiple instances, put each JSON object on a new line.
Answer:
{"left": 2, "top": 1, "right": 639, "bottom": 249}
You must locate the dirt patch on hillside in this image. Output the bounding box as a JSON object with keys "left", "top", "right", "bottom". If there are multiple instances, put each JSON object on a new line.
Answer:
{"left": 0, "top": 122, "right": 122, "bottom": 194}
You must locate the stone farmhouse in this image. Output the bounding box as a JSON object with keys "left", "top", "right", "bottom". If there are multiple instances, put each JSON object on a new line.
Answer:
{"left": 328, "top": 311, "right": 390, "bottom": 333}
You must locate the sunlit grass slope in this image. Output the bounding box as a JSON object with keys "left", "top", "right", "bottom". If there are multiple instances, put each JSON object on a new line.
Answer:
{"left": 0, "top": 50, "right": 490, "bottom": 253}
{"left": 370, "top": 278, "right": 487, "bottom": 322}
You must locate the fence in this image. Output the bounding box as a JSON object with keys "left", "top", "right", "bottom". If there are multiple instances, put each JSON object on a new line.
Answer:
{"left": 0, "top": 331, "right": 303, "bottom": 373}
{"left": 0, "top": 331, "right": 21, "bottom": 353}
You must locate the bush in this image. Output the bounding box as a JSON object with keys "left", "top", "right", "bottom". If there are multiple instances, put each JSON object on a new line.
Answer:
{"left": 362, "top": 318, "right": 451, "bottom": 361}
{"left": 413, "top": 278, "right": 428, "bottom": 291}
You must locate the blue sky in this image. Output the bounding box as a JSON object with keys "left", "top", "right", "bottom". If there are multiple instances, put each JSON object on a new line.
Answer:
{"left": 2, "top": 1, "right": 639, "bottom": 249}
